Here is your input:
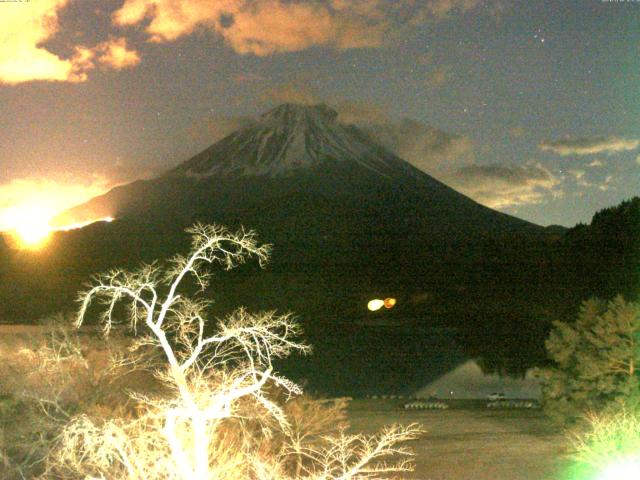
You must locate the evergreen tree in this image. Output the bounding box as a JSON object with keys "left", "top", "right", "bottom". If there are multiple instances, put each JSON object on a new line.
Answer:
{"left": 540, "top": 296, "right": 640, "bottom": 425}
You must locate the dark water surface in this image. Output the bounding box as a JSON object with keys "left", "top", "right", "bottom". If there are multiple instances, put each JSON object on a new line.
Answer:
{"left": 279, "top": 324, "right": 468, "bottom": 397}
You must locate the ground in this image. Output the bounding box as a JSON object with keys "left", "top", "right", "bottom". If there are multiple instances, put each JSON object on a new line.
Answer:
{"left": 1, "top": 326, "right": 573, "bottom": 479}
{"left": 347, "top": 399, "right": 570, "bottom": 480}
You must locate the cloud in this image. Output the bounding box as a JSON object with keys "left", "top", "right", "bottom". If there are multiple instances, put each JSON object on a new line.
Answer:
{"left": 423, "top": 0, "right": 483, "bottom": 19}
{"left": 66, "top": 38, "right": 141, "bottom": 74}
{"left": 187, "top": 115, "right": 258, "bottom": 143}
{"left": 113, "top": 0, "right": 489, "bottom": 55}
{"left": 441, "top": 163, "right": 561, "bottom": 209}
{"left": 555, "top": 168, "right": 615, "bottom": 196}
{"left": 539, "top": 135, "right": 640, "bottom": 156}
{"left": 598, "top": 175, "right": 614, "bottom": 192}
{"left": 0, "top": 0, "right": 85, "bottom": 84}
{"left": 0, "top": 176, "right": 111, "bottom": 231}
{"left": 113, "top": 0, "right": 385, "bottom": 54}
{"left": 566, "top": 168, "right": 593, "bottom": 188}
{"left": 95, "top": 37, "right": 141, "bottom": 70}
{"left": 263, "top": 82, "right": 324, "bottom": 106}
{"left": 359, "top": 118, "right": 474, "bottom": 171}
{"left": 509, "top": 126, "right": 525, "bottom": 138}
{"left": 0, "top": 0, "right": 140, "bottom": 85}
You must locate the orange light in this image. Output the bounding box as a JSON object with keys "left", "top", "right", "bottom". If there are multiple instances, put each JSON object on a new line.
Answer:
{"left": 2, "top": 205, "right": 53, "bottom": 249}
{"left": 0, "top": 178, "right": 113, "bottom": 250}
{"left": 57, "top": 216, "right": 114, "bottom": 231}
{"left": 14, "top": 222, "right": 51, "bottom": 247}
{"left": 384, "top": 298, "right": 397, "bottom": 309}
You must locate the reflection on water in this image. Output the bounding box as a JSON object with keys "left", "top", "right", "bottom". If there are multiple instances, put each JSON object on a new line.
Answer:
{"left": 279, "top": 324, "right": 468, "bottom": 397}
{"left": 279, "top": 309, "right": 546, "bottom": 398}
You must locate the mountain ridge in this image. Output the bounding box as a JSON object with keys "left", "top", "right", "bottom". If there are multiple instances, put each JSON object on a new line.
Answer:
{"left": 55, "top": 103, "right": 540, "bottom": 238}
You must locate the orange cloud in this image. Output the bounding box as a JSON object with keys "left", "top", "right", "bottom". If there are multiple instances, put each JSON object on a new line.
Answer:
{"left": 0, "top": 0, "right": 85, "bottom": 84}
{"left": 113, "top": 0, "right": 385, "bottom": 54}
{"left": 113, "top": 0, "right": 487, "bottom": 55}
{"left": 221, "top": 2, "right": 345, "bottom": 56}
{"left": 95, "top": 37, "right": 141, "bottom": 70}
{"left": 0, "top": 1, "right": 141, "bottom": 84}
{"left": 113, "top": 0, "right": 218, "bottom": 42}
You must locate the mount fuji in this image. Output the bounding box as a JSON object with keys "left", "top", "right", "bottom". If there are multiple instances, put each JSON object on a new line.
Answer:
{"left": 56, "top": 103, "right": 537, "bottom": 237}
{"left": 47, "top": 103, "right": 549, "bottom": 320}
{"left": 2, "top": 103, "right": 558, "bottom": 394}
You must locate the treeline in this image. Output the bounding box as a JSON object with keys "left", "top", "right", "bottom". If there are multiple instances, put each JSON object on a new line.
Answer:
{"left": 450, "top": 196, "right": 640, "bottom": 376}
{"left": 561, "top": 197, "right": 640, "bottom": 302}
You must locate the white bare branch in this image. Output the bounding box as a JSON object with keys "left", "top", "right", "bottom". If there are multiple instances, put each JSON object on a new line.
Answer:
{"left": 46, "top": 223, "right": 422, "bottom": 480}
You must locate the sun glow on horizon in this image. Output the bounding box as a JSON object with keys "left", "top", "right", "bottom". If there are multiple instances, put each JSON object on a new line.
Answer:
{"left": 3, "top": 211, "right": 115, "bottom": 249}
{"left": 0, "top": 177, "right": 114, "bottom": 250}
{"left": 12, "top": 214, "right": 52, "bottom": 247}
{"left": 2, "top": 203, "right": 54, "bottom": 248}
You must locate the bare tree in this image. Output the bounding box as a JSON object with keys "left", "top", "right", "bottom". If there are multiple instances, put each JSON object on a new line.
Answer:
{"left": 46, "top": 223, "right": 421, "bottom": 479}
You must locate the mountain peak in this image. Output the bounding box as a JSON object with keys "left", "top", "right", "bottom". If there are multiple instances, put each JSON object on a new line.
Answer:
{"left": 259, "top": 103, "right": 339, "bottom": 126}
{"left": 172, "top": 103, "right": 398, "bottom": 178}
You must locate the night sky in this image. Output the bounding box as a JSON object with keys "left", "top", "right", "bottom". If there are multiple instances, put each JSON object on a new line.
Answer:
{"left": 1, "top": 0, "right": 639, "bottom": 229}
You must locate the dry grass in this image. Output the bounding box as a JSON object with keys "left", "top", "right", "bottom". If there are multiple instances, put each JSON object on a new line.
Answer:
{"left": 0, "top": 324, "right": 568, "bottom": 480}
{"left": 347, "top": 399, "right": 569, "bottom": 480}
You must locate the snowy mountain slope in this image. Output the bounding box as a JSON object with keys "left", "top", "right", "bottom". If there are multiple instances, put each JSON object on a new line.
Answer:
{"left": 55, "top": 103, "right": 537, "bottom": 239}
{"left": 44, "top": 104, "right": 551, "bottom": 337}
{"left": 171, "top": 103, "right": 397, "bottom": 178}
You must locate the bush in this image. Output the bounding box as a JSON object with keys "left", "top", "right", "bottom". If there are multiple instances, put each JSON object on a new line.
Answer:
{"left": 0, "top": 316, "right": 153, "bottom": 478}
{"left": 539, "top": 296, "right": 640, "bottom": 425}
{"left": 569, "top": 409, "right": 640, "bottom": 479}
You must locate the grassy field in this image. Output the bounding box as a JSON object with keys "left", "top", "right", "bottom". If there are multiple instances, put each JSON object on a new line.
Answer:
{"left": 347, "top": 399, "right": 571, "bottom": 480}
{"left": 1, "top": 327, "right": 574, "bottom": 479}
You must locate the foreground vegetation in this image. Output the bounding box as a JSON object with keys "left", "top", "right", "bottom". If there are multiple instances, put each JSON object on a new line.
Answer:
{"left": 349, "top": 399, "right": 565, "bottom": 480}
{"left": 539, "top": 296, "right": 640, "bottom": 426}
{"left": 538, "top": 294, "right": 640, "bottom": 479}
{"left": 1, "top": 224, "right": 421, "bottom": 479}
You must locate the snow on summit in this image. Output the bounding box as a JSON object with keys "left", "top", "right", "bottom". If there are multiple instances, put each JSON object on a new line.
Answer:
{"left": 172, "top": 103, "right": 399, "bottom": 178}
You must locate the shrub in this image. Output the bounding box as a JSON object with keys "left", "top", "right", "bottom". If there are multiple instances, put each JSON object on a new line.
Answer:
{"left": 0, "top": 316, "right": 151, "bottom": 478}
{"left": 539, "top": 296, "right": 640, "bottom": 425}
{"left": 569, "top": 409, "right": 640, "bottom": 479}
